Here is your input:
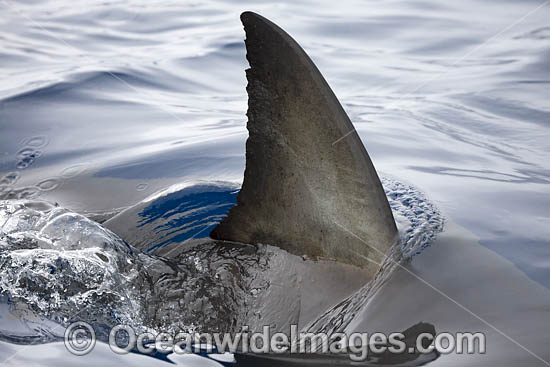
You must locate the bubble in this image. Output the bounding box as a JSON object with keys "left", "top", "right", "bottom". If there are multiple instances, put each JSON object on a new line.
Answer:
{"left": 13, "top": 186, "right": 40, "bottom": 199}
{"left": 0, "top": 171, "right": 20, "bottom": 186}
{"left": 37, "top": 177, "right": 63, "bottom": 191}
{"left": 136, "top": 183, "right": 148, "bottom": 191}
{"left": 21, "top": 136, "right": 49, "bottom": 149}
{"left": 95, "top": 252, "right": 109, "bottom": 263}
{"left": 0, "top": 186, "right": 13, "bottom": 199}
{"left": 60, "top": 164, "right": 89, "bottom": 179}
{"left": 17, "top": 147, "right": 36, "bottom": 157}
{"left": 15, "top": 148, "right": 42, "bottom": 169}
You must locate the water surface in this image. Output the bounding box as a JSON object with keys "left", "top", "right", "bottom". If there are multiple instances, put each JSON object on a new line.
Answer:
{"left": 1, "top": 0, "right": 549, "bottom": 365}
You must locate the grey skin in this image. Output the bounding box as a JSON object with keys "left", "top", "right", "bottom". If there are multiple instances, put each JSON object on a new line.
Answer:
{"left": 103, "top": 10, "right": 403, "bottom": 332}
{"left": 211, "top": 11, "right": 398, "bottom": 276}
{"left": 100, "top": 12, "right": 437, "bottom": 365}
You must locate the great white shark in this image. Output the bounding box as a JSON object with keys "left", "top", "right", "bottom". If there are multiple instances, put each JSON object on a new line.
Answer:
{"left": 2, "top": 10, "right": 549, "bottom": 367}
{"left": 103, "top": 11, "right": 438, "bottom": 366}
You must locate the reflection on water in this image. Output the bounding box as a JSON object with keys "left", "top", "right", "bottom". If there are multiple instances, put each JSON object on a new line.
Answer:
{"left": 0, "top": 178, "right": 442, "bottom": 364}
{"left": 1, "top": 0, "right": 549, "bottom": 365}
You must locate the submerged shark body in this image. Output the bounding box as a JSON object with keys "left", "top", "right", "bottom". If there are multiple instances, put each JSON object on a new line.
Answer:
{"left": 1, "top": 11, "right": 549, "bottom": 367}
{"left": 0, "top": 11, "right": 442, "bottom": 366}
{"left": 104, "top": 11, "right": 403, "bottom": 331}
{"left": 101, "top": 12, "right": 438, "bottom": 365}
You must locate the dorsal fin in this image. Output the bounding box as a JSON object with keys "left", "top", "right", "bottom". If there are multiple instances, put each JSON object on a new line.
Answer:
{"left": 211, "top": 12, "right": 397, "bottom": 272}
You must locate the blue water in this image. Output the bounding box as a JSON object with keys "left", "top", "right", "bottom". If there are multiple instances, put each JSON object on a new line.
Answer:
{"left": 2, "top": 0, "right": 548, "bottom": 287}
{"left": 136, "top": 184, "right": 239, "bottom": 251}
{"left": 1, "top": 0, "right": 549, "bottom": 365}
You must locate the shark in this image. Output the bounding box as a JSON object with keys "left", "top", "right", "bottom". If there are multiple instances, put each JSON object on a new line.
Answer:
{"left": 105, "top": 10, "right": 400, "bottom": 325}
{"left": 2, "top": 10, "right": 549, "bottom": 367}
{"left": 0, "top": 10, "right": 440, "bottom": 367}
{"left": 102, "top": 11, "right": 438, "bottom": 366}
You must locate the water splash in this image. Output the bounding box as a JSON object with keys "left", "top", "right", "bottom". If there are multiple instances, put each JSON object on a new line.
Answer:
{"left": 382, "top": 177, "right": 444, "bottom": 258}
{"left": 0, "top": 200, "right": 147, "bottom": 343}
{"left": 0, "top": 179, "right": 443, "bottom": 346}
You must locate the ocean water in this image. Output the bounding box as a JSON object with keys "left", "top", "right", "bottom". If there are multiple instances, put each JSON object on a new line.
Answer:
{"left": 0, "top": 0, "right": 549, "bottom": 366}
